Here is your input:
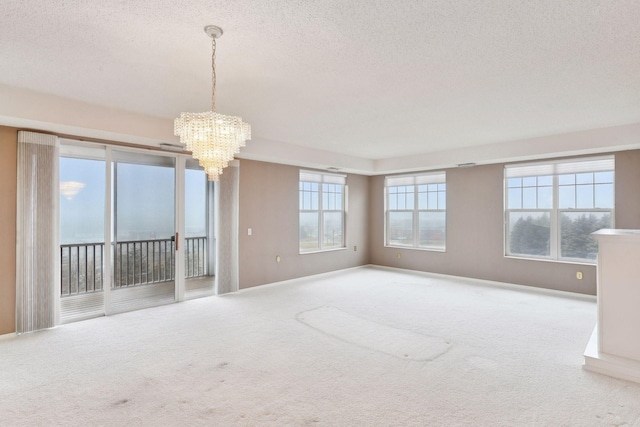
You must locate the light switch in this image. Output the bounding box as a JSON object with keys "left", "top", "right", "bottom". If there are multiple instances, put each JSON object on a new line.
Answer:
{"left": 248, "top": 228, "right": 252, "bottom": 236}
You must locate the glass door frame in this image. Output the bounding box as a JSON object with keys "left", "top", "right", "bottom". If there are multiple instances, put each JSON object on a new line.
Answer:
{"left": 104, "top": 146, "right": 188, "bottom": 314}
{"left": 59, "top": 138, "right": 208, "bottom": 319}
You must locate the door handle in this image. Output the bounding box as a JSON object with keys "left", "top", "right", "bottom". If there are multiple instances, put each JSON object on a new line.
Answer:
{"left": 175, "top": 232, "right": 179, "bottom": 251}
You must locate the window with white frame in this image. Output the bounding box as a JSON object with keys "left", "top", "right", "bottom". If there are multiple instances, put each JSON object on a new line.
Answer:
{"left": 505, "top": 156, "right": 614, "bottom": 263}
{"left": 299, "top": 171, "right": 346, "bottom": 253}
{"left": 385, "top": 172, "right": 446, "bottom": 250}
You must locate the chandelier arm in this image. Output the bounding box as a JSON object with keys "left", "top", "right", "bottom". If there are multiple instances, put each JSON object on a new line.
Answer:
{"left": 212, "top": 37, "right": 216, "bottom": 112}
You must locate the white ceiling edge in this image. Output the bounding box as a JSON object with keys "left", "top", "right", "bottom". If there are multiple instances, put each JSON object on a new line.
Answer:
{"left": 1, "top": 84, "right": 639, "bottom": 176}
{"left": 0, "top": 84, "right": 172, "bottom": 146}
{"left": 375, "top": 122, "right": 640, "bottom": 175}
{"left": 235, "top": 137, "right": 374, "bottom": 175}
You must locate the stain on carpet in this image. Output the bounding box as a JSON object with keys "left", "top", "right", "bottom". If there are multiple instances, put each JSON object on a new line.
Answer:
{"left": 296, "top": 306, "right": 450, "bottom": 361}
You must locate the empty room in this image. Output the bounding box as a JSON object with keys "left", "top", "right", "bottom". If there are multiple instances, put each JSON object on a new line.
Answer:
{"left": 2, "top": 1, "right": 640, "bottom": 425}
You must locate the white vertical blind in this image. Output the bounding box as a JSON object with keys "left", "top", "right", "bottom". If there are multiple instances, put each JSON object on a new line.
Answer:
{"left": 216, "top": 161, "right": 239, "bottom": 294}
{"left": 16, "top": 131, "right": 60, "bottom": 333}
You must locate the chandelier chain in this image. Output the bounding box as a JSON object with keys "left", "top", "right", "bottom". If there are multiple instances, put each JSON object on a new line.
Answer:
{"left": 211, "top": 37, "right": 217, "bottom": 112}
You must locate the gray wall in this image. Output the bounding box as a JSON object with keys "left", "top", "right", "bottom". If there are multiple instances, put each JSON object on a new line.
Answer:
{"left": 369, "top": 150, "right": 640, "bottom": 295}
{"left": 238, "top": 159, "right": 370, "bottom": 289}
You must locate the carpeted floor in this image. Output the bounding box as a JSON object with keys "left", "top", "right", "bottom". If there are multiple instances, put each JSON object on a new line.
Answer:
{"left": 1, "top": 266, "right": 639, "bottom": 426}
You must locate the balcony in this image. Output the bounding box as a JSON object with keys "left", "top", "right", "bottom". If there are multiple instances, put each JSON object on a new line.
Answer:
{"left": 60, "top": 236, "right": 208, "bottom": 297}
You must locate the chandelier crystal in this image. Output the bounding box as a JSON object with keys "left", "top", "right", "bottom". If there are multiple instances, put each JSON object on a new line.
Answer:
{"left": 174, "top": 25, "right": 251, "bottom": 181}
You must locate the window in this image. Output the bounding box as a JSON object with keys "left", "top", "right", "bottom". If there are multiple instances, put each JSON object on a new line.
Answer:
{"left": 299, "top": 171, "right": 346, "bottom": 252}
{"left": 385, "top": 172, "right": 446, "bottom": 250}
{"left": 505, "top": 156, "right": 614, "bottom": 263}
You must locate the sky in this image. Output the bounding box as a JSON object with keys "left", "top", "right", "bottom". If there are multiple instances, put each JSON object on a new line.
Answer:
{"left": 60, "top": 157, "right": 207, "bottom": 244}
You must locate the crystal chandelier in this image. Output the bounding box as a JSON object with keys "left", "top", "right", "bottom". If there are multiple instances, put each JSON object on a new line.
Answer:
{"left": 174, "top": 25, "right": 251, "bottom": 181}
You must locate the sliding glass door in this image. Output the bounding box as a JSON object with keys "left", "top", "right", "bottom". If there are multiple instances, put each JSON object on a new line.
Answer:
{"left": 184, "top": 161, "right": 216, "bottom": 299}
{"left": 59, "top": 145, "right": 106, "bottom": 322}
{"left": 109, "top": 150, "right": 176, "bottom": 313}
{"left": 59, "top": 143, "right": 216, "bottom": 323}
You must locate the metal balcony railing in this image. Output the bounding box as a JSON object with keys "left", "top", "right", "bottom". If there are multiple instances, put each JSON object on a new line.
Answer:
{"left": 61, "top": 236, "right": 208, "bottom": 297}
{"left": 60, "top": 242, "right": 105, "bottom": 297}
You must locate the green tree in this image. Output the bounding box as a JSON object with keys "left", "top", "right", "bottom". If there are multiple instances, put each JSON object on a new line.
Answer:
{"left": 561, "top": 213, "right": 611, "bottom": 260}
{"left": 510, "top": 214, "right": 550, "bottom": 256}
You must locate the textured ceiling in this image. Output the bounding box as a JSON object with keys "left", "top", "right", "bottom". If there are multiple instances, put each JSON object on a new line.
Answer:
{"left": 1, "top": 0, "right": 639, "bottom": 160}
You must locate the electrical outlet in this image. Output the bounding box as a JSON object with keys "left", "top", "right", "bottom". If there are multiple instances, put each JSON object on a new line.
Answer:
{"left": 397, "top": 252, "right": 401, "bottom": 259}
{"left": 353, "top": 245, "right": 357, "bottom": 252}
{"left": 276, "top": 255, "right": 281, "bottom": 263}
{"left": 576, "top": 271, "right": 583, "bottom": 280}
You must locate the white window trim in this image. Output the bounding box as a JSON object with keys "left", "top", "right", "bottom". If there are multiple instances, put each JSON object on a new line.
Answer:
{"left": 299, "top": 170, "right": 347, "bottom": 254}
{"left": 384, "top": 171, "right": 446, "bottom": 252}
{"left": 504, "top": 156, "right": 615, "bottom": 264}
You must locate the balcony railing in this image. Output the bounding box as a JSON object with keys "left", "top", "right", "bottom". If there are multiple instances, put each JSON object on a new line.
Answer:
{"left": 61, "top": 242, "right": 104, "bottom": 297}
{"left": 61, "top": 236, "right": 208, "bottom": 297}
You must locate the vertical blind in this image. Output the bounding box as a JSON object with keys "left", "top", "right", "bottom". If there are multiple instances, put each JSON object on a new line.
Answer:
{"left": 16, "top": 131, "right": 60, "bottom": 333}
{"left": 216, "top": 162, "right": 239, "bottom": 294}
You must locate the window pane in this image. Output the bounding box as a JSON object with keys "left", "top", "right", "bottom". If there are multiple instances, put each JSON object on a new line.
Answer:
{"left": 304, "top": 192, "right": 311, "bottom": 210}
{"left": 594, "top": 171, "right": 614, "bottom": 184}
{"left": 559, "top": 186, "right": 575, "bottom": 209}
{"left": 185, "top": 169, "right": 207, "bottom": 237}
{"left": 438, "top": 191, "right": 446, "bottom": 209}
{"left": 398, "top": 194, "right": 406, "bottom": 209}
{"left": 538, "top": 175, "right": 552, "bottom": 186}
{"left": 576, "top": 173, "right": 593, "bottom": 184}
{"left": 388, "top": 194, "right": 398, "bottom": 210}
{"left": 522, "top": 176, "right": 537, "bottom": 187}
{"left": 508, "top": 212, "right": 551, "bottom": 257}
{"left": 576, "top": 185, "right": 594, "bottom": 209}
{"left": 418, "top": 211, "right": 445, "bottom": 250}
{"left": 336, "top": 192, "right": 343, "bottom": 210}
{"left": 311, "top": 192, "right": 319, "bottom": 210}
{"left": 427, "top": 192, "right": 437, "bottom": 210}
{"left": 323, "top": 212, "right": 343, "bottom": 248}
{"left": 537, "top": 186, "right": 552, "bottom": 209}
{"left": 116, "top": 162, "right": 174, "bottom": 241}
{"left": 428, "top": 184, "right": 438, "bottom": 191}
{"left": 508, "top": 178, "right": 522, "bottom": 188}
{"left": 418, "top": 192, "right": 427, "bottom": 210}
{"left": 299, "top": 212, "right": 319, "bottom": 251}
{"left": 323, "top": 191, "right": 329, "bottom": 210}
{"left": 438, "top": 183, "right": 446, "bottom": 191}
{"left": 522, "top": 187, "right": 536, "bottom": 209}
{"left": 560, "top": 212, "right": 612, "bottom": 260}
{"left": 405, "top": 192, "right": 415, "bottom": 210}
{"left": 508, "top": 188, "right": 522, "bottom": 209}
{"left": 594, "top": 183, "right": 614, "bottom": 209}
{"left": 389, "top": 186, "right": 397, "bottom": 194}
{"left": 559, "top": 174, "right": 575, "bottom": 185}
{"left": 388, "top": 212, "right": 414, "bottom": 246}
{"left": 60, "top": 157, "right": 105, "bottom": 244}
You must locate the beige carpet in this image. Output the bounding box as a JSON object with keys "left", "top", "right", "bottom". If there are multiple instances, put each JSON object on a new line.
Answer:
{"left": 1, "top": 266, "right": 639, "bottom": 426}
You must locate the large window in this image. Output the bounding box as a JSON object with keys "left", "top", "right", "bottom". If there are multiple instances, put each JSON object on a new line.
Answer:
{"left": 299, "top": 171, "right": 346, "bottom": 253}
{"left": 505, "top": 156, "right": 614, "bottom": 263}
{"left": 385, "top": 172, "right": 446, "bottom": 250}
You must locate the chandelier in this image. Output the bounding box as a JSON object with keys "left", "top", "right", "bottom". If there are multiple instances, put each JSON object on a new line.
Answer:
{"left": 174, "top": 25, "right": 251, "bottom": 181}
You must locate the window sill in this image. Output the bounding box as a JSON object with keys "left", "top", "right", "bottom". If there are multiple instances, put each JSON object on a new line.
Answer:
{"left": 385, "top": 245, "right": 446, "bottom": 253}
{"left": 299, "top": 247, "right": 347, "bottom": 255}
{"left": 504, "top": 255, "right": 595, "bottom": 266}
